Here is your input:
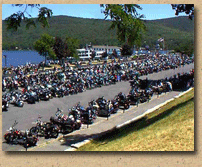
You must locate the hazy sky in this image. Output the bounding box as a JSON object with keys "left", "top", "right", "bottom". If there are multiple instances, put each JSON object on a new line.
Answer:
{"left": 2, "top": 4, "right": 187, "bottom": 20}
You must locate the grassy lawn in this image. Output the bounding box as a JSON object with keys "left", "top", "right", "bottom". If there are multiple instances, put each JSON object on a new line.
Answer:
{"left": 77, "top": 89, "right": 194, "bottom": 151}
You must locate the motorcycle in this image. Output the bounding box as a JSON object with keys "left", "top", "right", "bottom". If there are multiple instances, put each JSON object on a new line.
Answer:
{"left": 115, "top": 92, "right": 130, "bottom": 109}
{"left": 39, "top": 91, "right": 50, "bottom": 101}
{"left": 4, "top": 121, "right": 38, "bottom": 147}
{"left": 30, "top": 116, "right": 46, "bottom": 137}
{"left": 127, "top": 88, "right": 140, "bottom": 106}
{"left": 44, "top": 122, "right": 60, "bottom": 139}
{"left": 50, "top": 108, "right": 81, "bottom": 134}
{"left": 30, "top": 115, "right": 59, "bottom": 139}
{"left": 80, "top": 105, "right": 97, "bottom": 124}
{"left": 4, "top": 121, "right": 20, "bottom": 144}
{"left": 2, "top": 98, "right": 9, "bottom": 111}
{"left": 96, "top": 97, "right": 113, "bottom": 117}
{"left": 14, "top": 99, "right": 24, "bottom": 107}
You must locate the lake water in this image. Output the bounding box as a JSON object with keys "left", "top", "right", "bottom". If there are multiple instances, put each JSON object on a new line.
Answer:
{"left": 2, "top": 50, "right": 169, "bottom": 67}
{"left": 2, "top": 50, "right": 44, "bottom": 67}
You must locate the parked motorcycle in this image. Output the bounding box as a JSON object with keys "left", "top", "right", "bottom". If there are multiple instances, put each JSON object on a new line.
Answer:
{"left": 50, "top": 108, "right": 81, "bottom": 134}
{"left": 44, "top": 122, "right": 60, "bottom": 139}
{"left": 30, "top": 116, "right": 59, "bottom": 139}
{"left": 80, "top": 105, "right": 97, "bottom": 124}
{"left": 4, "top": 121, "right": 38, "bottom": 147}
{"left": 96, "top": 97, "right": 113, "bottom": 117}
{"left": 115, "top": 92, "right": 130, "bottom": 109}
{"left": 2, "top": 98, "right": 9, "bottom": 111}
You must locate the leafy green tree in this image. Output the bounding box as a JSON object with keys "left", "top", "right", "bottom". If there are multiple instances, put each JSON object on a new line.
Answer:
{"left": 65, "top": 37, "right": 80, "bottom": 60}
{"left": 5, "top": 4, "right": 53, "bottom": 31}
{"left": 121, "top": 44, "right": 133, "bottom": 56}
{"left": 174, "top": 40, "right": 194, "bottom": 56}
{"left": 53, "top": 37, "right": 66, "bottom": 61}
{"left": 33, "top": 34, "right": 56, "bottom": 64}
{"left": 171, "top": 4, "right": 194, "bottom": 20}
{"left": 100, "top": 4, "right": 146, "bottom": 47}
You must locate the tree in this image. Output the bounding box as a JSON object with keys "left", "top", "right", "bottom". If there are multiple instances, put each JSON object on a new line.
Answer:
{"left": 112, "top": 49, "right": 118, "bottom": 58}
{"left": 65, "top": 37, "right": 80, "bottom": 60}
{"left": 33, "top": 34, "right": 56, "bottom": 65}
{"left": 53, "top": 36, "right": 80, "bottom": 63}
{"left": 53, "top": 37, "right": 66, "bottom": 61}
{"left": 171, "top": 4, "right": 194, "bottom": 20}
{"left": 5, "top": 4, "right": 53, "bottom": 31}
{"left": 100, "top": 4, "right": 146, "bottom": 47}
{"left": 173, "top": 40, "right": 194, "bottom": 56}
{"left": 102, "top": 50, "right": 108, "bottom": 59}
{"left": 121, "top": 44, "right": 133, "bottom": 57}
{"left": 91, "top": 50, "right": 96, "bottom": 60}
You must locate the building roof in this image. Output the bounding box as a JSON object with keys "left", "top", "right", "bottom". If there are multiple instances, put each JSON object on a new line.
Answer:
{"left": 92, "top": 45, "right": 121, "bottom": 49}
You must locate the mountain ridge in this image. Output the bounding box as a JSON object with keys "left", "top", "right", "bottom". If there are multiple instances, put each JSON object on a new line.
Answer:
{"left": 2, "top": 15, "right": 194, "bottom": 50}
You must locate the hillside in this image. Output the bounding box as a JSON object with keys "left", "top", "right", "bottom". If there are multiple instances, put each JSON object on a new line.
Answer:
{"left": 2, "top": 15, "right": 194, "bottom": 51}
{"left": 149, "top": 16, "right": 194, "bottom": 32}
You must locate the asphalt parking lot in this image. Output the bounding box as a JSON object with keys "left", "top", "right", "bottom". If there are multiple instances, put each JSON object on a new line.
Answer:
{"left": 2, "top": 63, "right": 194, "bottom": 151}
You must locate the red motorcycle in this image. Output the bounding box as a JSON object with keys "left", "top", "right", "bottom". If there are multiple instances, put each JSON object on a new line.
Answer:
{"left": 4, "top": 120, "right": 38, "bottom": 147}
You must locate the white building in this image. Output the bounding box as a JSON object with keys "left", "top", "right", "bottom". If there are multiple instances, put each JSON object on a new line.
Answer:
{"left": 77, "top": 48, "right": 92, "bottom": 60}
{"left": 92, "top": 45, "right": 121, "bottom": 54}
{"left": 77, "top": 45, "right": 121, "bottom": 60}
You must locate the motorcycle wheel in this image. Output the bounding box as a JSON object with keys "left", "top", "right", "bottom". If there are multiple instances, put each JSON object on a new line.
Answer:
{"left": 44, "top": 129, "right": 52, "bottom": 139}
{"left": 24, "top": 142, "right": 29, "bottom": 148}
{"left": 52, "top": 131, "right": 59, "bottom": 138}
{"left": 124, "top": 104, "right": 129, "bottom": 109}
{"left": 19, "top": 103, "right": 24, "bottom": 107}
{"left": 30, "top": 127, "right": 38, "bottom": 135}
{"left": 4, "top": 134, "right": 10, "bottom": 143}
{"left": 12, "top": 137, "right": 18, "bottom": 144}
{"left": 32, "top": 140, "right": 37, "bottom": 146}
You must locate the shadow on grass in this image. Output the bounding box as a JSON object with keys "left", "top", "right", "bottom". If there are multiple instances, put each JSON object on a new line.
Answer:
{"left": 60, "top": 97, "right": 193, "bottom": 148}
{"left": 95, "top": 97, "right": 194, "bottom": 143}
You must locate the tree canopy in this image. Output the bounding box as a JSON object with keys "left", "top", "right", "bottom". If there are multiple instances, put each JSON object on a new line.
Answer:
{"left": 33, "top": 33, "right": 56, "bottom": 64}
{"left": 173, "top": 39, "right": 194, "bottom": 55}
{"left": 5, "top": 4, "right": 53, "bottom": 31}
{"left": 121, "top": 44, "right": 133, "bottom": 56}
{"left": 35, "top": 35, "right": 80, "bottom": 63}
{"left": 53, "top": 37, "right": 67, "bottom": 60}
{"left": 100, "top": 4, "right": 146, "bottom": 47}
{"left": 65, "top": 37, "right": 80, "bottom": 60}
{"left": 171, "top": 4, "right": 194, "bottom": 20}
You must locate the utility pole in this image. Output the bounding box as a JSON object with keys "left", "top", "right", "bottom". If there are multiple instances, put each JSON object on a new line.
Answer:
{"left": 3, "top": 55, "right": 7, "bottom": 67}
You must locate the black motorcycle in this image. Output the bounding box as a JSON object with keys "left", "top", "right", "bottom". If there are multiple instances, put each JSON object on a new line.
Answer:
{"left": 127, "top": 89, "right": 140, "bottom": 106}
{"left": 2, "top": 98, "right": 9, "bottom": 111}
{"left": 50, "top": 108, "right": 81, "bottom": 134}
{"left": 30, "top": 116, "right": 59, "bottom": 139}
{"left": 80, "top": 106, "right": 97, "bottom": 124}
{"left": 96, "top": 97, "right": 113, "bottom": 117}
{"left": 39, "top": 91, "right": 50, "bottom": 101}
{"left": 44, "top": 122, "right": 60, "bottom": 139}
{"left": 115, "top": 92, "right": 130, "bottom": 109}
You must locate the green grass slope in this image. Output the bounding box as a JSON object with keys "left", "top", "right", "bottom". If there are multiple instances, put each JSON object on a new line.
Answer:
{"left": 77, "top": 89, "right": 194, "bottom": 151}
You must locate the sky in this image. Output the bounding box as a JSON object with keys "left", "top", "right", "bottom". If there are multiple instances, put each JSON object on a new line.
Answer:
{"left": 2, "top": 4, "right": 187, "bottom": 21}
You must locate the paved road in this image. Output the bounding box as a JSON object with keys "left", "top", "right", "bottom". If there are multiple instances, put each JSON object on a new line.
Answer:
{"left": 28, "top": 90, "right": 186, "bottom": 151}
{"left": 2, "top": 63, "right": 194, "bottom": 151}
